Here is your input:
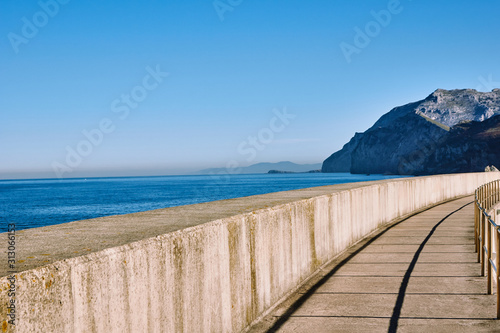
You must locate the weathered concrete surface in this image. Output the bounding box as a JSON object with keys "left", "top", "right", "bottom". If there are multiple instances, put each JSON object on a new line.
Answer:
{"left": 252, "top": 197, "right": 500, "bottom": 332}
{"left": 0, "top": 173, "right": 499, "bottom": 332}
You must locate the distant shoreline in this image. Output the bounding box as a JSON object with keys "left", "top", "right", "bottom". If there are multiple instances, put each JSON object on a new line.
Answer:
{"left": 267, "top": 169, "right": 322, "bottom": 174}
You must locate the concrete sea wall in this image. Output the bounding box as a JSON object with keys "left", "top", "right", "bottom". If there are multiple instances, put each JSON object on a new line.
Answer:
{"left": 1, "top": 173, "right": 499, "bottom": 332}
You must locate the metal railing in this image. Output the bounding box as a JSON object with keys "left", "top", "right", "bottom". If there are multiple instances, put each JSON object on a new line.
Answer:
{"left": 475, "top": 179, "right": 500, "bottom": 318}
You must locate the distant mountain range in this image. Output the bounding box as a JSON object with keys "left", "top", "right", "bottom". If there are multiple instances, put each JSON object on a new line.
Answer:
{"left": 322, "top": 89, "right": 500, "bottom": 175}
{"left": 197, "top": 161, "right": 322, "bottom": 175}
{"left": 200, "top": 89, "right": 500, "bottom": 177}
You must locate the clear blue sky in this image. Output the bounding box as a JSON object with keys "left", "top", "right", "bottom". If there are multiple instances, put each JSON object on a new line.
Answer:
{"left": 1, "top": 0, "right": 499, "bottom": 179}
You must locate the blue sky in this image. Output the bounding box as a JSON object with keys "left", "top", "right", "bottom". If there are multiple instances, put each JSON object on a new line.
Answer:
{"left": 1, "top": 0, "right": 499, "bottom": 179}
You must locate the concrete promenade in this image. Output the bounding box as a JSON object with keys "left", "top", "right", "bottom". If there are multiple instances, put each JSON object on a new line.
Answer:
{"left": 252, "top": 196, "right": 500, "bottom": 332}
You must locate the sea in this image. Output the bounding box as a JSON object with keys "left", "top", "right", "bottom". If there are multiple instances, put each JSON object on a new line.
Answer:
{"left": 0, "top": 173, "right": 405, "bottom": 232}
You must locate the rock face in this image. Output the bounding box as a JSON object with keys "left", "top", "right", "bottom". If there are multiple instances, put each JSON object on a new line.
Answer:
{"left": 322, "top": 89, "right": 500, "bottom": 175}
{"left": 417, "top": 115, "right": 500, "bottom": 175}
{"left": 322, "top": 132, "right": 362, "bottom": 172}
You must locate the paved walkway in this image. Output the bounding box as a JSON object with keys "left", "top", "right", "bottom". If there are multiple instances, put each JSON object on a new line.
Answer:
{"left": 251, "top": 196, "right": 500, "bottom": 332}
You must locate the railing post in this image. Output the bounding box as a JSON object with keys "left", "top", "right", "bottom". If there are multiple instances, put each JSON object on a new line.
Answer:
{"left": 483, "top": 184, "right": 485, "bottom": 206}
{"left": 485, "top": 183, "right": 491, "bottom": 211}
{"left": 491, "top": 182, "right": 494, "bottom": 208}
{"left": 481, "top": 185, "right": 483, "bottom": 204}
{"left": 496, "top": 227, "right": 500, "bottom": 319}
{"left": 491, "top": 183, "right": 494, "bottom": 208}
{"left": 496, "top": 180, "right": 498, "bottom": 204}
{"left": 487, "top": 184, "right": 489, "bottom": 209}
{"left": 496, "top": 181, "right": 498, "bottom": 204}
{"left": 488, "top": 183, "right": 491, "bottom": 209}
{"left": 486, "top": 184, "right": 488, "bottom": 208}
{"left": 484, "top": 185, "right": 486, "bottom": 201}
{"left": 491, "top": 183, "right": 493, "bottom": 208}
{"left": 482, "top": 212, "right": 486, "bottom": 276}
{"left": 481, "top": 185, "right": 486, "bottom": 208}
{"left": 477, "top": 203, "right": 481, "bottom": 263}
{"left": 475, "top": 199, "right": 478, "bottom": 254}
{"left": 488, "top": 221, "right": 492, "bottom": 294}
{"left": 482, "top": 185, "right": 485, "bottom": 209}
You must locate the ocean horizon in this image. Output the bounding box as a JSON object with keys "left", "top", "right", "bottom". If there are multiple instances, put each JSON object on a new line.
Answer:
{"left": 0, "top": 173, "right": 406, "bottom": 232}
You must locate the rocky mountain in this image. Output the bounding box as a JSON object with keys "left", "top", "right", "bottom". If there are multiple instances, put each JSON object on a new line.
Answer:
{"left": 417, "top": 115, "right": 500, "bottom": 174}
{"left": 322, "top": 89, "right": 500, "bottom": 175}
{"left": 322, "top": 132, "right": 362, "bottom": 172}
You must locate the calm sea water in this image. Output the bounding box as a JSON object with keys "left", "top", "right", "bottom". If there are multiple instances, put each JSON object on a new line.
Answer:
{"left": 0, "top": 173, "right": 404, "bottom": 232}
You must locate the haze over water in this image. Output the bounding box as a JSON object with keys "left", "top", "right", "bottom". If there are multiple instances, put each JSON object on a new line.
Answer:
{"left": 0, "top": 173, "right": 404, "bottom": 232}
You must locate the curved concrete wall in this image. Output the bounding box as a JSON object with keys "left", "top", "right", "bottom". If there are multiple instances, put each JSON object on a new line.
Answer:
{"left": 1, "top": 173, "right": 499, "bottom": 332}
